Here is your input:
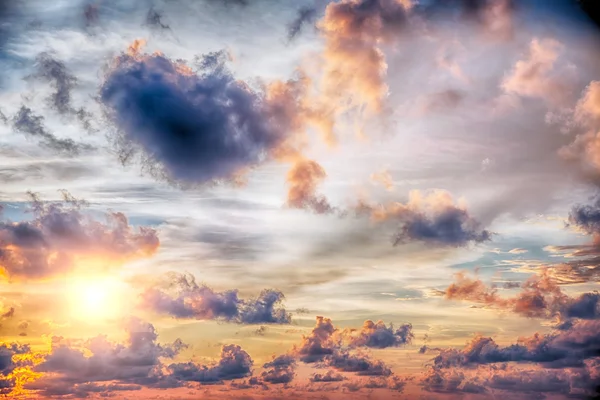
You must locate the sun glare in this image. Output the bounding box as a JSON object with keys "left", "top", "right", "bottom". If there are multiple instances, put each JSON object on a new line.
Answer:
{"left": 68, "top": 278, "right": 124, "bottom": 321}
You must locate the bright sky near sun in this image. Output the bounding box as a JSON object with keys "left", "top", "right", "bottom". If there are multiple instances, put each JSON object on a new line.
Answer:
{"left": 0, "top": 0, "right": 600, "bottom": 399}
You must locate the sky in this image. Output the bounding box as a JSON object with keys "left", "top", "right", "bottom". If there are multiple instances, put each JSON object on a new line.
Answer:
{"left": 0, "top": 0, "right": 599, "bottom": 398}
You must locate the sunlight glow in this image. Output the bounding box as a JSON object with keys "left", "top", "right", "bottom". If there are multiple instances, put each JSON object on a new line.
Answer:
{"left": 68, "top": 278, "right": 125, "bottom": 321}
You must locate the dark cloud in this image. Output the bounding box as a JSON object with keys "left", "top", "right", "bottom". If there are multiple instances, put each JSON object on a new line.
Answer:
{"left": 145, "top": 7, "right": 170, "bottom": 30}
{"left": 310, "top": 370, "right": 345, "bottom": 382}
{"left": 168, "top": 344, "right": 253, "bottom": 383}
{"left": 139, "top": 272, "right": 292, "bottom": 324}
{"left": 260, "top": 354, "right": 296, "bottom": 384}
{"left": 0, "top": 342, "right": 30, "bottom": 394}
{"left": 287, "top": 6, "right": 317, "bottom": 41}
{"left": 100, "top": 48, "right": 298, "bottom": 185}
{"left": 324, "top": 350, "right": 391, "bottom": 376}
{"left": 569, "top": 196, "right": 600, "bottom": 235}
{"left": 26, "top": 318, "right": 187, "bottom": 396}
{"left": 293, "top": 316, "right": 338, "bottom": 363}
{"left": 342, "top": 320, "right": 414, "bottom": 348}
{"left": 29, "top": 53, "right": 77, "bottom": 115}
{"left": 0, "top": 191, "right": 159, "bottom": 280}
{"left": 12, "top": 106, "right": 91, "bottom": 156}
{"left": 427, "top": 319, "right": 600, "bottom": 369}
{"left": 358, "top": 190, "right": 491, "bottom": 247}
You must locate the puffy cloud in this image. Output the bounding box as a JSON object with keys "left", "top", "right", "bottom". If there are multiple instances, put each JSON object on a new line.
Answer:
{"left": 0, "top": 191, "right": 159, "bottom": 280}
{"left": 342, "top": 320, "right": 414, "bottom": 348}
{"left": 12, "top": 106, "right": 91, "bottom": 156}
{"left": 293, "top": 316, "right": 339, "bottom": 363}
{"left": 0, "top": 343, "right": 30, "bottom": 394}
{"left": 260, "top": 354, "right": 296, "bottom": 384}
{"left": 358, "top": 190, "right": 491, "bottom": 247}
{"left": 427, "top": 319, "right": 600, "bottom": 369}
{"left": 318, "top": 0, "right": 411, "bottom": 113}
{"left": 286, "top": 158, "right": 334, "bottom": 214}
{"left": 168, "top": 344, "right": 253, "bottom": 384}
{"left": 101, "top": 47, "right": 304, "bottom": 185}
{"left": 310, "top": 370, "right": 345, "bottom": 382}
{"left": 29, "top": 318, "right": 187, "bottom": 395}
{"left": 324, "top": 350, "right": 391, "bottom": 376}
{"left": 501, "top": 38, "right": 568, "bottom": 101}
{"left": 139, "top": 272, "right": 292, "bottom": 324}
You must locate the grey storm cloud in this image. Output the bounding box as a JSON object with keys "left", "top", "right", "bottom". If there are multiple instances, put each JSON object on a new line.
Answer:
{"left": 167, "top": 344, "right": 253, "bottom": 383}
{"left": 139, "top": 272, "right": 292, "bottom": 324}
{"left": 0, "top": 191, "right": 159, "bottom": 279}
{"left": 100, "top": 49, "right": 295, "bottom": 185}
{"left": 12, "top": 106, "right": 91, "bottom": 156}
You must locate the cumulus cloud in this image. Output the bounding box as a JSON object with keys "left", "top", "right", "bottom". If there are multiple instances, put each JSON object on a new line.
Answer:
{"left": 0, "top": 191, "right": 159, "bottom": 280}
{"left": 286, "top": 158, "right": 334, "bottom": 214}
{"left": 29, "top": 318, "right": 187, "bottom": 396}
{"left": 139, "top": 272, "right": 292, "bottom": 324}
{"left": 501, "top": 38, "right": 574, "bottom": 105}
{"left": 317, "top": 0, "right": 411, "bottom": 113}
{"left": 310, "top": 370, "right": 345, "bottom": 382}
{"left": 341, "top": 320, "right": 414, "bottom": 348}
{"left": 0, "top": 343, "right": 30, "bottom": 394}
{"left": 260, "top": 354, "right": 296, "bottom": 384}
{"left": 168, "top": 344, "right": 253, "bottom": 384}
{"left": 358, "top": 190, "right": 491, "bottom": 247}
{"left": 425, "top": 319, "right": 600, "bottom": 369}
{"left": 101, "top": 46, "right": 307, "bottom": 185}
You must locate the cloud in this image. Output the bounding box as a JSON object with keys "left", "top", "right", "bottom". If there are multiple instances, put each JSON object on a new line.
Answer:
{"left": 318, "top": 0, "right": 411, "bottom": 113}
{"left": 293, "top": 316, "right": 339, "bottom": 363}
{"left": 12, "top": 106, "right": 91, "bottom": 156}
{"left": 341, "top": 320, "right": 414, "bottom": 348}
{"left": 0, "top": 191, "right": 159, "bottom": 280}
{"left": 358, "top": 190, "right": 491, "bottom": 247}
{"left": 260, "top": 354, "right": 296, "bottom": 384}
{"left": 0, "top": 342, "right": 30, "bottom": 394}
{"left": 370, "top": 169, "right": 394, "bottom": 191}
{"left": 310, "top": 370, "right": 345, "bottom": 382}
{"left": 287, "top": 6, "right": 317, "bottom": 41}
{"left": 426, "top": 319, "right": 600, "bottom": 369}
{"left": 501, "top": 38, "right": 574, "bottom": 105}
{"left": 145, "top": 7, "right": 171, "bottom": 31}
{"left": 168, "top": 344, "right": 253, "bottom": 384}
{"left": 324, "top": 350, "right": 392, "bottom": 376}
{"left": 139, "top": 272, "right": 292, "bottom": 324}
{"left": 443, "top": 271, "right": 600, "bottom": 321}
{"left": 29, "top": 53, "right": 78, "bottom": 115}
{"left": 101, "top": 47, "right": 304, "bottom": 185}
{"left": 286, "top": 158, "right": 334, "bottom": 214}
{"left": 29, "top": 318, "right": 187, "bottom": 395}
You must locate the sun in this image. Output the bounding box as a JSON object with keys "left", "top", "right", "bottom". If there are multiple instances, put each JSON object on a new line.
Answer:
{"left": 67, "top": 278, "right": 125, "bottom": 321}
